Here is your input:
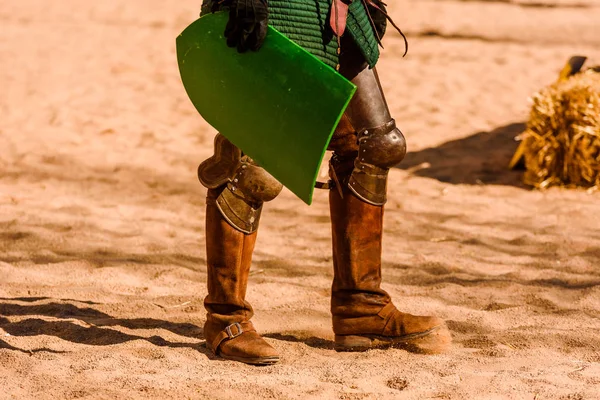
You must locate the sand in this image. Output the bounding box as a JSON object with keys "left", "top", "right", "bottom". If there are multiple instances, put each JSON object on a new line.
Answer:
{"left": 1, "top": 0, "right": 599, "bottom": 399}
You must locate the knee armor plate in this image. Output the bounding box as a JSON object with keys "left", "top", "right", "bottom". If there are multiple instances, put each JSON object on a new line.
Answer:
{"left": 198, "top": 134, "right": 283, "bottom": 233}
{"left": 348, "top": 119, "right": 406, "bottom": 205}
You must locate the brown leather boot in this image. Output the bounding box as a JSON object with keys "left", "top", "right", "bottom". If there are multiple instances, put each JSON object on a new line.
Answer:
{"left": 203, "top": 189, "right": 279, "bottom": 365}
{"left": 329, "top": 168, "right": 451, "bottom": 353}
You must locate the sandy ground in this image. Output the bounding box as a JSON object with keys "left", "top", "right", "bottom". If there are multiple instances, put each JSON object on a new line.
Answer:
{"left": 1, "top": 0, "right": 600, "bottom": 399}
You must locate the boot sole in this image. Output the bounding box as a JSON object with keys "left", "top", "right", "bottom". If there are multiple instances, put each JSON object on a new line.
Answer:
{"left": 218, "top": 354, "right": 280, "bottom": 366}
{"left": 334, "top": 324, "right": 452, "bottom": 354}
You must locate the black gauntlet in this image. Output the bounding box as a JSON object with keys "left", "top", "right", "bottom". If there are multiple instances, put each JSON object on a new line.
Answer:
{"left": 217, "top": 0, "right": 269, "bottom": 53}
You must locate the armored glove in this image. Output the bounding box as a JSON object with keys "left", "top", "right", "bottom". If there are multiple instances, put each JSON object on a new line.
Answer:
{"left": 216, "top": 0, "right": 269, "bottom": 53}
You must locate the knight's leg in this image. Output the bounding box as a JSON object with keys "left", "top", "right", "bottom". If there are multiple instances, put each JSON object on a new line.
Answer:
{"left": 344, "top": 67, "right": 407, "bottom": 205}
{"left": 199, "top": 134, "right": 282, "bottom": 365}
{"left": 328, "top": 68, "right": 451, "bottom": 353}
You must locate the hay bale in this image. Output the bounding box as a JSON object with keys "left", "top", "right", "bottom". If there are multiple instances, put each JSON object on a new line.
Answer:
{"left": 517, "top": 64, "right": 600, "bottom": 189}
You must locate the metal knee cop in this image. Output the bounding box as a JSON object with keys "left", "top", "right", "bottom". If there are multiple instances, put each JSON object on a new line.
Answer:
{"left": 349, "top": 120, "right": 406, "bottom": 205}
{"left": 198, "top": 134, "right": 283, "bottom": 233}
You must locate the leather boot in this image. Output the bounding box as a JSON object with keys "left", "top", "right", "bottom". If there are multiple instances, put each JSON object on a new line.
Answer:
{"left": 203, "top": 188, "right": 279, "bottom": 365}
{"left": 329, "top": 163, "right": 451, "bottom": 353}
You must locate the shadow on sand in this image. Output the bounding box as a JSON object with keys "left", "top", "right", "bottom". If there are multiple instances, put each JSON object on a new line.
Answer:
{"left": 263, "top": 332, "right": 333, "bottom": 350}
{"left": 397, "top": 122, "right": 526, "bottom": 187}
{"left": 0, "top": 299, "right": 212, "bottom": 356}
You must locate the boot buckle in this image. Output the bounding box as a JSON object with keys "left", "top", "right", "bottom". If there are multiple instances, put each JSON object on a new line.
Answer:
{"left": 225, "top": 322, "right": 243, "bottom": 339}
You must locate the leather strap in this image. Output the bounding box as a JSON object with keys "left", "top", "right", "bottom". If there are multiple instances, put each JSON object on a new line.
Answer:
{"left": 210, "top": 321, "right": 256, "bottom": 353}
{"left": 377, "top": 302, "right": 399, "bottom": 335}
{"left": 363, "top": 0, "right": 409, "bottom": 56}
{"left": 330, "top": 0, "right": 350, "bottom": 37}
{"left": 377, "top": 302, "right": 396, "bottom": 319}
{"left": 315, "top": 180, "right": 334, "bottom": 190}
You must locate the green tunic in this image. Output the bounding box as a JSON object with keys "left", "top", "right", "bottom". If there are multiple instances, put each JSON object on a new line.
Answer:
{"left": 201, "top": 0, "right": 380, "bottom": 69}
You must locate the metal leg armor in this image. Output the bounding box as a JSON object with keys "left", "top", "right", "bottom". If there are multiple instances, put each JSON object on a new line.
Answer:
{"left": 343, "top": 67, "right": 407, "bottom": 205}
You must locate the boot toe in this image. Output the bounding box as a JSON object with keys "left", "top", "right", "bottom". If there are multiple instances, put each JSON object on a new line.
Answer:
{"left": 386, "top": 312, "right": 452, "bottom": 354}
{"left": 408, "top": 321, "right": 452, "bottom": 354}
{"left": 400, "top": 314, "right": 445, "bottom": 336}
{"left": 218, "top": 332, "right": 280, "bottom": 365}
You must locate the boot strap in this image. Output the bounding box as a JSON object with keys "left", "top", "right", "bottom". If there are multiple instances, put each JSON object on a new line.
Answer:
{"left": 377, "top": 302, "right": 399, "bottom": 334}
{"left": 211, "top": 321, "right": 256, "bottom": 353}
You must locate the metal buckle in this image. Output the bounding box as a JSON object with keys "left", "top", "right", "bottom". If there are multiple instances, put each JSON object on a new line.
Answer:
{"left": 225, "top": 322, "right": 243, "bottom": 339}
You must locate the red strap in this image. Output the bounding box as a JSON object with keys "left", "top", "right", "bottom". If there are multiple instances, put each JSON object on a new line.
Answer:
{"left": 330, "top": 0, "right": 349, "bottom": 37}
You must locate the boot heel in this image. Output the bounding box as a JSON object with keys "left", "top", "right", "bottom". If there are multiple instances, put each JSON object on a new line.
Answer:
{"left": 334, "top": 335, "right": 373, "bottom": 352}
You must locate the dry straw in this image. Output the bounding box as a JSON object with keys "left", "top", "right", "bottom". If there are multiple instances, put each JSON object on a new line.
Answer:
{"left": 512, "top": 59, "right": 600, "bottom": 189}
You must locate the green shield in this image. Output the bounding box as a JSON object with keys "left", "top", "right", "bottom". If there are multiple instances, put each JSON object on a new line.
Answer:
{"left": 176, "top": 12, "right": 357, "bottom": 205}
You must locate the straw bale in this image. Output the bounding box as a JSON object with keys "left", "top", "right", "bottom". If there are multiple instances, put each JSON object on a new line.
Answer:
{"left": 518, "top": 68, "right": 600, "bottom": 189}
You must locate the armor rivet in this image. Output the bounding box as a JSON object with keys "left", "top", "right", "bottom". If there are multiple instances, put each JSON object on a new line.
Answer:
{"left": 234, "top": 179, "right": 238, "bottom": 182}
{"left": 250, "top": 217, "right": 255, "bottom": 223}
{"left": 242, "top": 165, "right": 247, "bottom": 169}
